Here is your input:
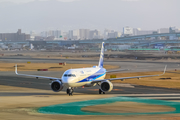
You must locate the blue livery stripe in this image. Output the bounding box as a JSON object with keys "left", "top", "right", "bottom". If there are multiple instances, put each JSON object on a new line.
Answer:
{"left": 77, "top": 73, "right": 105, "bottom": 83}
{"left": 77, "top": 68, "right": 106, "bottom": 83}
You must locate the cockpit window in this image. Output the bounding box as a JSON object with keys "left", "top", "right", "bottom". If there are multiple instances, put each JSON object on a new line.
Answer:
{"left": 72, "top": 74, "right": 76, "bottom": 77}
{"left": 64, "top": 74, "right": 76, "bottom": 77}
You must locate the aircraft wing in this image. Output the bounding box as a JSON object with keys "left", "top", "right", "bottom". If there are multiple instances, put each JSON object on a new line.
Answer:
{"left": 106, "top": 69, "right": 129, "bottom": 73}
{"left": 15, "top": 64, "right": 61, "bottom": 80}
{"left": 92, "top": 65, "right": 167, "bottom": 83}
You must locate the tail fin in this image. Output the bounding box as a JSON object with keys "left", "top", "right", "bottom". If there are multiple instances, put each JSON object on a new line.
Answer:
{"left": 98, "top": 42, "right": 105, "bottom": 68}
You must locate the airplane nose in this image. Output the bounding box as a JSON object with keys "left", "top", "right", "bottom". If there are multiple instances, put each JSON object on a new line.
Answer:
{"left": 62, "top": 78, "right": 74, "bottom": 87}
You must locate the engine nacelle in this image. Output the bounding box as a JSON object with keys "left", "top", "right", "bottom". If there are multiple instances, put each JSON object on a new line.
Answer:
{"left": 100, "top": 80, "right": 113, "bottom": 92}
{"left": 51, "top": 80, "right": 63, "bottom": 92}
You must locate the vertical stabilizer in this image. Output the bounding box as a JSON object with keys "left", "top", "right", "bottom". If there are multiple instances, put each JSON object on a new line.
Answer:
{"left": 98, "top": 42, "right": 105, "bottom": 68}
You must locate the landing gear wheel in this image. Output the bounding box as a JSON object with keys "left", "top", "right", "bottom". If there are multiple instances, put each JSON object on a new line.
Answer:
{"left": 99, "top": 89, "right": 102, "bottom": 94}
{"left": 66, "top": 89, "right": 70, "bottom": 94}
{"left": 68, "top": 88, "right": 74, "bottom": 96}
{"left": 103, "top": 92, "right": 105, "bottom": 94}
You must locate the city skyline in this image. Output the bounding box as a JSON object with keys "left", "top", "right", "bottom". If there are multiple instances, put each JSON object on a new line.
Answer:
{"left": 0, "top": 26, "right": 180, "bottom": 41}
{"left": 36, "top": 26, "right": 180, "bottom": 40}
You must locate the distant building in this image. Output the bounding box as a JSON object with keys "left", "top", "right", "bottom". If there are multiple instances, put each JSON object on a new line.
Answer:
{"left": 62, "top": 32, "right": 68, "bottom": 40}
{"left": 68, "top": 30, "right": 73, "bottom": 40}
{"left": 46, "top": 36, "right": 55, "bottom": 41}
{"left": 54, "top": 30, "right": 61, "bottom": 39}
{"left": 138, "top": 30, "right": 156, "bottom": 35}
{"left": 123, "top": 26, "right": 133, "bottom": 36}
{"left": 0, "top": 29, "right": 30, "bottom": 41}
{"left": 133, "top": 28, "right": 156, "bottom": 36}
{"left": 107, "top": 30, "right": 121, "bottom": 38}
{"left": 89, "top": 29, "right": 101, "bottom": 39}
{"left": 104, "top": 29, "right": 111, "bottom": 39}
{"left": 108, "top": 32, "right": 116, "bottom": 38}
{"left": 73, "top": 30, "right": 80, "bottom": 40}
{"left": 158, "top": 28, "right": 169, "bottom": 33}
{"left": 133, "top": 28, "right": 141, "bottom": 36}
{"left": 34, "top": 36, "right": 45, "bottom": 41}
{"left": 169, "top": 26, "right": 178, "bottom": 33}
{"left": 41, "top": 30, "right": 61, "bottom": 39}
{"left": 79, "top": 29, "right": 90, "bottom": 40}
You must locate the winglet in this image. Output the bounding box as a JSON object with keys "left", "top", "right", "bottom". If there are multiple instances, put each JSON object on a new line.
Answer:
{"left": 160, "top": 65, "right": 167, "bottom": 76}
{"left": 15, "top": 64, "right": 18, "bottom": 75}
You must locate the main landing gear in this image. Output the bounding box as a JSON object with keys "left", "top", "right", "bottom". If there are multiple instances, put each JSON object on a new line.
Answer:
{"left": 99, "top": 89, "right": 105, "bottom": 94}
{"left": 67, "top": 87, "right": 74, "bottom": 96}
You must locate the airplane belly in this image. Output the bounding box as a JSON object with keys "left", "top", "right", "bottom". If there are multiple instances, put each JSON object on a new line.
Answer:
{"left": 64, "top": 82, "right": 89, "bottom": 87}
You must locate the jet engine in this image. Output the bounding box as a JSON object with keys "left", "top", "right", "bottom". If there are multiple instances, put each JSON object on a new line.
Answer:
{"left": 100, "top": 80, "right": 113, "bottom": 92}
{"left": 51, "top": 80, "right": 63, "bottom": 92}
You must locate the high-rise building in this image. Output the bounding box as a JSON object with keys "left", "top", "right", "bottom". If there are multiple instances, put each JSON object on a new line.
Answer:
{"left": 55, "top": 30, "right": 61, "bottom": 38}
{"left": 79, "top": 29, "right": 90, "bottom": 40}
{"left": 73, "top": 30, "right": 80, "bottom": 40}
{"left": 68, "top": 30, "right": 73, "bottom": 40}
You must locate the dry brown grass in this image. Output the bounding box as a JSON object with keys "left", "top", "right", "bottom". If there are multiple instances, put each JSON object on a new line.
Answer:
{"left": 0, "top": 62, "right": 118, "bottom": 71}
{"left": 107, "top": 70, "right": 180, "bottom": 89}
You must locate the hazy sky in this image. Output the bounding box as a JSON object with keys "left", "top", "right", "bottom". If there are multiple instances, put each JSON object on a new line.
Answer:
{"left": 0, "top": 0, "right": 179, "bottom": 33}
{"left": 0, "top": 0, "right": 79, "bottom": 3}
{"left": 0, "top": 0, "right": 144, "bottom": 3}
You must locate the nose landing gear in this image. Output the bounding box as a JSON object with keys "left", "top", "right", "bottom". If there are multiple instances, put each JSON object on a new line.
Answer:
{"left": 67, "top": 87, "right": 74, "bottom": 96}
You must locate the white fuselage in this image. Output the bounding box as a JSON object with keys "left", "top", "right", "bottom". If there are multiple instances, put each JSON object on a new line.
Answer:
{"left": 62, "top": 67, "right": 106, "bottom": 87}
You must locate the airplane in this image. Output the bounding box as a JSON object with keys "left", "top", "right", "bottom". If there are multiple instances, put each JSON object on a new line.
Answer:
{"left": 15, "top": 42, "right": 167, "bottom": 96}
